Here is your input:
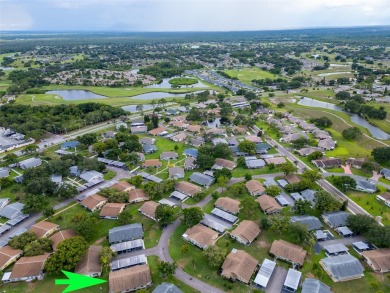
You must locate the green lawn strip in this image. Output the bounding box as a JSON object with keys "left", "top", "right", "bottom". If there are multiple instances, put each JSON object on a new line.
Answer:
{"left": 148, "top": 256, "right": 199, "bottom": 293}
{"left": 350, "top": 168, "right": 372, "bottom": 178}
{"left": 346, "top": 191, "right": 390, "bottom": 225}
{"left": 0, "top": 184, "right": 26, "bottom": 202}
{"left": 169, "top": 78, "right": 198, "bottom": 86}
{"left": 103, "top": 170, "right": 116, "bottom": 180}
{"left": 224, "top": 67, "right": 276, "bottom": 85}
{"left": 326, "top": 167, "right": 345, "bottom": 173}
{"left": 231, "top": 166, "right": 280, "bottom": 178}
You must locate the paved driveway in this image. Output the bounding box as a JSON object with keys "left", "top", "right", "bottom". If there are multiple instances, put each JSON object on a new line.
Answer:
{"left": 266, "top": 266, "right": 287, "bottom": 293}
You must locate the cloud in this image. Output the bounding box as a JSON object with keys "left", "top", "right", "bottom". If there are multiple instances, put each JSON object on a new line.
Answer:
{"left": 0, "top": 3, "right": 33, "bottom": 30}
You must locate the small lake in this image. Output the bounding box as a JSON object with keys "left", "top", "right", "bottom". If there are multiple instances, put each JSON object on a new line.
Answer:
{"left": 145, "top": 76, "right": 208, "bottom": 89}
{"left": 298, "top": 97, "right": 390, "bottom": 140}
{"left": 46, "top": 90, "right": 107, "bottom": 100}
{"left": 0, "top": 66, "right": 13, "bottom": 71}
{"left": 318, "top": 72, "right": 352, "bottom": 77}
{"left": 122, "top": 104, "right": 154, "bottom": 113}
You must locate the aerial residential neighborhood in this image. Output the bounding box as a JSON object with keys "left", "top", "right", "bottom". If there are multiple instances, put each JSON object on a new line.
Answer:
{"left": 0, "top": 4, "right": 390, "bottom": 293}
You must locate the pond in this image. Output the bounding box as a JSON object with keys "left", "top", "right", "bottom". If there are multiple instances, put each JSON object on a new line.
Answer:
{"left": 145, "top": 76, "right": 208, "bottom": 89}
{"left": 318, "top": 72, "right": 352, "bottom": 77}
{"left": 46, "top": 90, "right": 107, "bottom": 100}
{"left": 297, "top": 97, "right": 390, "bottom": 140}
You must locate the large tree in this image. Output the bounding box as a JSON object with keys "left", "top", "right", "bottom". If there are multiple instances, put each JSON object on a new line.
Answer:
{"left": 280, "top": 162, "right": 298, "bottom": 176}
{"left": 98, "top": 188, "right": 127, "bottom": 203}
{"left": 182, "top": 207, "right": 204, "bottom": 227}
{"left": 314, "top": 190, "right": 342, "bottom": 213}
{"left": 346, "top": 214, "right": 377, "bottom": 235}
{"left": 372, "top": 147, "right": 390, "bottom": 165}
{"left": 9, "top": 232, "right": 37, "bottom": 250}
{"left": 332, "top": 176, "right": 356, "bottom": 192}
{"left": 24, "top": 238, "right": 52, "bottom": 256}
{"left": 203, "top": 245, "right": 226, "bottom": 268}
{"left": 155, "top": 205, "right": 175, "bottom": 226}
{"left": 45, "top": 236, "right": 88, "bottom": 274}
{"left": 238, "top": 140, "right": 257, "bottom": 155}
{"left": 239, "top": 196, "right": 257, "bottom": 219}
{"left": 71, "top": 214, "right": 98, "bottom": 242}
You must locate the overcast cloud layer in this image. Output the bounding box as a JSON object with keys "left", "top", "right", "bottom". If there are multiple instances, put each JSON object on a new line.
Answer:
{"left": 0, "top": 0, "right": 389, "bottom": 31}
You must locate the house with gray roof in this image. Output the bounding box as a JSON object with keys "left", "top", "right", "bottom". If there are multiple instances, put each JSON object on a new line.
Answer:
{"left": 255, "top": 143, "right": 272, "bottom": 154}
{"left": 110, "top": 254, "right": 147, "bottom": 271}
{"left": 69, "top": 166, "right": 80, "bottom": 176}
{"left": 245, "top": 158, "right": 266, "bottom": 169}
{"left": 160, "top": 152, "right": 178, "bottom": 160}
{"left": 320, "top": 254, "right": 364, "bottom": 282}
{"left": 380, "top": 168, "right": 390, "bottom": 180}
{"left": 211, "top": 138, "right": 228, "bottom": 146}
{"left": 143, "top": 144, "right": 158, "bottom": 154}
{"left": 322, "top": 211, "right": 349, "bottom": 228}
{"left": 79, "top": 170, "right": 103, "bottom": 183}
{"left": 290, "top": 215, "right": 322, "bottom": 231}
{"left": 0, "top": 168, "right": 10, "bottom": 178}
{"left": 169, "top": 167, "right": 184, "bottom": 179}
{"left": 302, "top": 278, "right": 332, "bottom": 293}
{"left": 355, "top": 180, "right": 377, "bottom": 193}
{"left": 109, "top": 223, "right": 144, "bottom": 244}
{"left": 189, "top": 173, "right": 215, "bottom": 187}
{"left": 253, "top": 258, "right": 276, "bottom": 290}
{"left": 324, "top": 243, "right": 349, "bottom": 256}
{"left": 19, "top": 158, "right": 42, "bottom": 170}
{"left": 301, "top": 189, "right": 316, "bottom": 206}
{"left": 153, "top": 282, "right": 183, "bottom": 293}
{"left": 335, "top": 226, "right": 353, "bottom": 237}
{"left": 282, "top": 269, "right": 301, "bottom": 293}
{"left": 61, "top": 141, "right": 80, "bottom": 150}
{"left": 0, "top": 203, "right": 25, "bottom": 220}
{"left": 130, "top": 126, "right": 147, "bottom": 134}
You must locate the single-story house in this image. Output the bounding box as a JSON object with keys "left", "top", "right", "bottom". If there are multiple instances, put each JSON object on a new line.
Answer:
{"left": 377, "top": 192, "right": 390, "bottom": 208}
{"left": 297, "top": 147, "right": 324, "bottom": 157}
{"left": 189, "top": 172, "right": 215, "bottom": 187}
{"left": 189, "top": 138, "right": 204, "bottom": 147}
{"left": 347, "top": 158, "right": 378, "bottom": 170}
{"left": 335, "top": 226, "right": 354, "bottom": 238}
{"left": 149, "top": 127, "right": 166, "bottom": 136}
{"left": 61, "top": 141, "right": 80, "bottom": 150}
{"left": 160, "top": 152, "right": 178, "bottom": 160}
{"left": 221, "top": 249, "right": 258, "bottom": 284}
{"left": 169, "top": 167, "right": 185, "bottom": 179}
{"left": 0, "top": 168, "right": 10, "bottom": 178}
{"left": 28, "top": 221, "right": 60, "bottom": 238}
{"left": 301, "top": 278, "right": 332, "bottom": 293}
{"left": 130, "top": 126, "right": 148, "bottom": 134}
{"left": 142, "top": 144, "right": 158, "bottom": 154}
{"left": 2, "top": 253, "right": 50, "bottom": 283}
{"left": 230, "top": 220, "right": 260, "bottom": 245}
{"left": 99, "top": 203, "right": 126, "bottom": 219}
{"left": 257, "top": 195, "right": 282, "bottom": 214}
{"left": 355, "top": 180, "right": 377, "bottom": 193}
{"left": 50, "top": 229, "right": 77, "bottom": 250}
{"left": 111, "top": 181, "right": 135, "bottom": 193}
{"left": 109, "top": 264, "right": 152, "bottom": 293}
{"left": 353, "top": 241, "right": 376, "bottom": 254}
{"left": 264, "top": 157, "right": 287, "bottom": 165}
{"left": 245, "top": 180, "right": 265, "bottom": 196}
{"left": 245, "top": 135, "right": 262, "bottom": 143}
{"left": 175, "top": 181, "right": 201, "bottom": 197}
{"left": 290, "top": 215, "right": 322, "bottom": 231}
{"left": 312, "top": 158, "right": 342, "bottom": 169}
{"left": 322, "top": 211, "right": 349, "bottom": 228}
{"left": 362, "top": 249, "right": 390, "bottom": 273}
{"left": 182, "top": 224, "right": 218, "bottom": 249}
{"left": 183, "top": 148, "right": 198, "bottom": 158}
{"left": 211, "top": 138, "right": 228, "bottom": 146}
{"left": 136, "top": 152, "right": 145, "bottom": 162}
{"left": 19, "top": 158, "right": 42, "bottom": 170}
{"left": 269, "top": 239, "right": 307, "bottom": 267}
{"left": 81, "top": 194, "right": 108, "bottom": 212}
{"left": 0, "top": 203, "right": 25, "bottom": 220}
{"left": 170, "top": 132, "right": 187, "bottom": 142}
{"left": 140, "top": 137, "right": 155, "bottom": 145}
{"left": 103, "top": 131, "right": 115, "bottom": 139}
{"left": 184, "top": 157, "right": 197, "bottom": 170}
{"left": 380, "top": 168, "right": 390, "bottom": 180}
{"left": 139, "top": 201, "right": 159, "bottom": 221}
{"left": 300, "top": 189, "right": 316, "bottom": 206}
{"left": 215, "top": 197, "right": 240, "bottom": 215}
{"left": 128, "top": 189, "right": 150, "bottom": 204}
{"left": 318, "top": 139, "right": 336, "bottom": 150}
{"left": 255, "top": 143, "right": 272, "bottom": 154}
{"left": 212, "top": 158, "right": 236, "bottom": 170}
{"left": 187, "top": 125, "right": 202, "bottom": 133}
{"left": 245, "top": 158, "right": 266, "bottom": 169}
{"left": 285, "top": 174, "right": 301, "bottom": 185}
{"left": 0, "top": 246, "right": 23, "bottom": 271}
{"left": 109, "top": 223, "right": 144, "bottom": 244}
{"left": 111, "top": 254, "right": 148, "bottom": 271}
{"left": 152, "top": 283, "right": 183, "bottom": 293}
{"left": 79, "top": 170, "right": 103, "bottom": 183}
{"left": 320, "top": 254, "right": 364, "bottom": 282}
{"left": 142, "top": 159, "right": 162, "bottom": 168}
{"left": 75, "top": 245, "right": 102, "bottom": 277}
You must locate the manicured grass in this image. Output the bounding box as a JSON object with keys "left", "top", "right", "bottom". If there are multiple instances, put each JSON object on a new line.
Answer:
{"left": 148, "top": 256, "right": 199, "bottom": 293}
{"left": 350, "top": 168, "right": 372, "bottom": 178}
{"left": 48, "top": 203, "right": 162, "bottom": 247}
{"left": 326, "top": 167, "right": 345, "bottom": 173}
{"left": 231, "top": 166, "right": 280, "bottom": 177}
{"left": 103, "top": 170, "right": 116, "bottom": 180}
{"left": 224, "top": 67, "right": 276, "bottom": 85}
{"left": 346, "top": 191, "right": 390, "bottom": 225}
{"left": 169, "top": 78, "right": 198, "bottom": 86}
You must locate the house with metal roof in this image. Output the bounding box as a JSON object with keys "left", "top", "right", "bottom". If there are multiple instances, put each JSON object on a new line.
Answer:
{"left": 300, "top": 189, "right": 316, "bottom": 206}
{"left": 352, "top": 241, "right": 376, "bottom": 255}
{"left": 322, "top": 211, "right": 349, "bottom": 228}
{"left": 169, "top": 191, "right": 187, "bottom": 201}
{"left": 320, "top": 254, "right": 364, "bottom": 282}
{"left": 275, "top": 195, "right": 290, "bottom": 207}
{"left": 335, "top": 226, "right": 353, "bottom": 237}
{"left": 290, "top": 192, "right": 304, "bottom": 202}
{"left": 253, "top": 258, "right": 276, "bottom": 289}
{"left": 110, "top": 239, "right": 145, "bottom": 255}
{"left": 130, "top": 126, "right": 147, "bottom": 134}
{"left": 355, "top": 180, "right": 377, "bottom": 193}
{"left": 282, "top": 268, "right": 301, "bottom": 293}
{"left": 380, "top": 168, "right": 390, "bottom": 180}
{"left": 0, "top": 168, "right": 10, "bottom": 178}
{"left": 211, "top": 138, "right": 228, "bottom": 146}
{"left": 79, "top": 170, "right": 104, "bottom": 183}
{"left": 0, "top": 203, "right": 25, "bottom": 220}
{"left": 0, "top": 198, "right": 10, "bottom": 209}
{"left": 290, "top": 215, "right": 323, "bottom": 231}
{"left": 61, "top": 141, "right": 80, "bottom": 150}
{"left": 211, "top": 208, "right": 238, "bottom": 224}
{"left": 189, "top": 172, "right": 215, "bottom": 187}
{"left": 19, "top": 158, "right": 42, "bottom": 170}
{"left": 301, "top": 278, "right": 332, "bottom": 293}
{"left": 324, "top": 243, "right": 349, "bottom": 256}
{"left": 111, "top": 254, "right": 147, "bottom": 271}
{"left": 183, "top": 148, "right": 198, "bottom": 158}
{"left": 142, "top": 144, "right": 158, "bottom": 154}
{"left": 245, "top": 158, "right": 266, "bottom": 169}
{"left": 201, "top": 214, "right": 231, "bottom": 233}
{"left": 255, "top": 143, "right": 272, "bottom": 154}
{"left": 153, "top": 282, "right": 183, "bottom": 293}
{"left": 109, "top": 223, "right": 144, "bottom": 244}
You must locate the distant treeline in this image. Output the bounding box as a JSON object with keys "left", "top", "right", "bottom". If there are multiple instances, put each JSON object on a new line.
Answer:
{"left": 0, "top": 103, "right": 126, "bottom": 139}
{"left": 138, "top": 61, "right": 202, "bottom": 79}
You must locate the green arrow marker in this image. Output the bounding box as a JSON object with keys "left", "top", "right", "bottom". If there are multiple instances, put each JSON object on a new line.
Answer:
{"left": 55, "top": 270, "right": 107, "bottom": 293}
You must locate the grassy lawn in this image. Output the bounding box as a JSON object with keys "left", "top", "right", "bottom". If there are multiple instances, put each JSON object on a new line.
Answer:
{"left": 103, "top": 170, "right": 116, "bottom": 180}
{"left": 169, "top": 78, "right": 198, "bottom": 86}
{"left": 326, "top": 167, "right": 345, "bottom": 173}
{"left": 346, "top": 191, "right": 390, "bottom": 225}
{"left": 224, "top": 67, "right": 276, "bottom": 85}
{"left": 231, "top": 166, "right": 280, "bottom": 177}
{"left": 48, "top": 203, "right": 162, "bottom": 248}
{"left": 148, "top": 256, "right": 199, "bottom": 293}
{"left": 350, "top": 168, "right": 372, "bottom": 178}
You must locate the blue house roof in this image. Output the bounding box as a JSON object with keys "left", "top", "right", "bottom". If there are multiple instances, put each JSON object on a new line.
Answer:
{"left": 61, "top": 141, "right": 80, "bottom": 149}
{"left": 183, "top": 148, "right": 198, "bottom": 158}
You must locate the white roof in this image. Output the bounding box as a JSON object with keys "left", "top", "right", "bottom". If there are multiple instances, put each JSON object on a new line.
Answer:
{"left": 211, "top": 208, "right": 237, "bottom": 223}
{"left": 284, "top": 268, "right": 302, "bottom": 290}
{"left": 254, "top": 258, "right": 276, "bottom": 287}
{"left": 158, "top": 199, "right": 176, "bottom": 207}
{"left": 170, "top": 191, "right": 187, "bottom": 201}
{"left": 111, "top": 254, "right": 147, "bottom": 271}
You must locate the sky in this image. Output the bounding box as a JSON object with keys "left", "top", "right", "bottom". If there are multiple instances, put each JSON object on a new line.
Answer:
{"left": 0, "top": 0, "right": 389, "bottom": 31}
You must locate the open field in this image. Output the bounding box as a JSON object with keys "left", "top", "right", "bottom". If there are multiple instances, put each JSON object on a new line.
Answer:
{"left": 224, "top": 67, "right": 276, "bottom": 84}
